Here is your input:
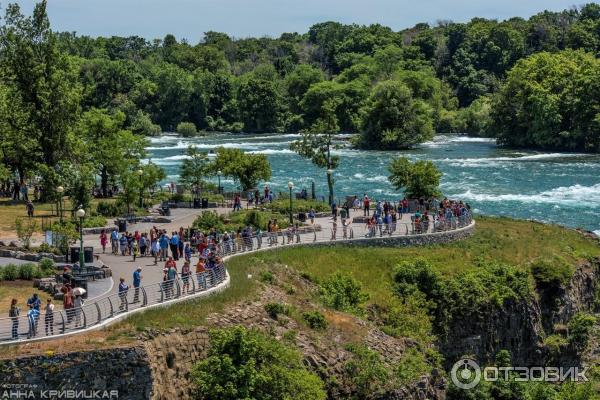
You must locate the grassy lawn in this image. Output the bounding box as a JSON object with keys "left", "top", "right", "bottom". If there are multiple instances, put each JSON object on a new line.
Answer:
{"left": 0, "top": 280, "right": 61, "bottom": 313}
{"left": 115, "top": 215, "right": 600, "bottom": 330}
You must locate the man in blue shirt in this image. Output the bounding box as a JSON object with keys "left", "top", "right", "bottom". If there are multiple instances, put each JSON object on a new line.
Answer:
{"left": 133, "top": 267, "right": 142, "bottom": 303}
{"left": 159, "top": 233, "right": 169, "bottom": 262}
{"left": 118, "top": 278, "right": 129, "bottom": 311}
{"left": 170, "top": 233, "right": 179, "bottom": 260}
{"left": 27, "top": 293, "right": 41, "bottom": 311}
{"left": 111, "top": 229, "right": 119, "bottom": 254}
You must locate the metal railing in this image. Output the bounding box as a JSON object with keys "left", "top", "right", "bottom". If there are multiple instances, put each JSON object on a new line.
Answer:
{"left": 0, "top": 212, "right": 473, "bottom": 344}
{"left": 0, "top": 263, "right": 227, "bottom": 343}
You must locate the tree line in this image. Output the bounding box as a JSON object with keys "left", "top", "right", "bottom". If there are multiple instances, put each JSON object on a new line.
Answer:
{"left": 0, "top": 1, "right": 599, "bottom": 205}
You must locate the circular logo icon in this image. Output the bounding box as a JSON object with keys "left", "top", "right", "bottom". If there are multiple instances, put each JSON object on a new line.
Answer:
{"left": 451, "top": 358, "right": 481, "bottom": 390}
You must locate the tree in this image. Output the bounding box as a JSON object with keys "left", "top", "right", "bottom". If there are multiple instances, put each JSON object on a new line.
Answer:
{"left": 237, "top": 77, "right": 282, "bottom": 132}
{"left": 0, "top": 1, "right": 82, "bottom": 199}
{"left": 290, "top": 99, "right": 340, "bottom": 204}
{"left": 78, "top": 108, "right": 147, "bottom": 197}
{"left": 387, "top": 157, "right": 442, "bottom": 198}
{"left": 213, "top": 148, "right": 271, "bottom": 191}
{"left": 190, "top": 327, "right": 325, "bottom": 400}
{"left": 491, "top": 50, "right": 600, "bottom": 152}
{"left": 179, "top": 146, "right": 213, "bottom": 199}
{"left": 359, "top": 80, "right": 434, "bottom": 150}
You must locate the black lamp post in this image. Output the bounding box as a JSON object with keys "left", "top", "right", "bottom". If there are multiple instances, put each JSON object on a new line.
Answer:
{"left": 76, "top": 207, "right": 86, "bottom": 270}
{"left": 56, "top": 186, "right": 64, "bottom": 223}
{"left": 136, "top": 169, "right": 144, "bottom": 209}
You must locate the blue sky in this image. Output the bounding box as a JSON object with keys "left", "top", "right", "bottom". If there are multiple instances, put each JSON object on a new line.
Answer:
{"left": 10, "top": 0, "right": 585, "bottom": 41}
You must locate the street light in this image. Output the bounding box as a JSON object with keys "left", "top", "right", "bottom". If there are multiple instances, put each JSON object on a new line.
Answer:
{"left": 326, "top": 169, "right": 334, "bottom": 205}
{"left": 217, "top": 170, "right": 222, "bottom": 194}
{"left": 136, "top": 169, "right": 143, "bottom": 209}
{"left": 288, "top": 181, "right": 294, "bottom": 224}
{"left": 56, "top": 186, "right": 64, "bottom": 223}
{"left": 76, "top": 207, "right": 86, "bottom": 271}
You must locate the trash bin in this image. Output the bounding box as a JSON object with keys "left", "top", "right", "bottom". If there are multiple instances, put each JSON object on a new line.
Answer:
{"left": 193, "top": 198, "right": 201, "bottom": 209}
{"left": 201, "top": 198, "right": 209, "bottom": 209}
{"left": 117, "top": 219, "right": 127, "bottom": 233}
{"left": 298, "top": 212, "right": 306, "bottom": 223}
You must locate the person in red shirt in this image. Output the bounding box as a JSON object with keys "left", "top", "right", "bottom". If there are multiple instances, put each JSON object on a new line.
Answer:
{"left": 164, "top": 257, "right": 177, "bottom": 272}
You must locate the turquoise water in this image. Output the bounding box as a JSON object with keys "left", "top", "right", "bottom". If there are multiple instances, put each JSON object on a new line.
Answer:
{"left": 146, "top": 133, "right": 600, "bottom": 233}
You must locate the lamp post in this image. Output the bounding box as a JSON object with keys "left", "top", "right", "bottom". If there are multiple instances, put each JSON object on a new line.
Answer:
{"left": 136, "top": 169, "right": 143, "bottom": 209}
{"left": 217, "top": 170, "right": 222, "bottom": 194}
{"left": 56, "top": 186, "right": 64, "bottom": 223}
{"left": 288, "top": 181, "right": 294, "bottom": 224}
{"left": 76, "top": 207, "right": 86, "bottom": 271}
{"left": 326, "top": 169, "right": 334, "bottom": 205}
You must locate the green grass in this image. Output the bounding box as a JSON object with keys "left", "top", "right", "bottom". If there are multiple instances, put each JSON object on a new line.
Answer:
{"left": 116, "top": 215, "right": 599, "bottom": 331}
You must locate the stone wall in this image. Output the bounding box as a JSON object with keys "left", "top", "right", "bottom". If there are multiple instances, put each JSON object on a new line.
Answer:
{"left": 0, "top": 247, "right": 65, "bottom": 262}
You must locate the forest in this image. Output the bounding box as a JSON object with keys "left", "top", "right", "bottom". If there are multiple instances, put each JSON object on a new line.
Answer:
{"left": 0, "top": 1, "right": 599, "bottom": 201}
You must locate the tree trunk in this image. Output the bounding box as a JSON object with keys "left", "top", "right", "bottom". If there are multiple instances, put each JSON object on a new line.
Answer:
{"left": 101, "top": 166, "right": 108, "bottom": 198}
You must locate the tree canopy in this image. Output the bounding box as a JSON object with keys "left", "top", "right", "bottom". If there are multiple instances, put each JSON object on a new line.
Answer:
{"left": 387, "top": 157, "right": 442, "bottom": 198}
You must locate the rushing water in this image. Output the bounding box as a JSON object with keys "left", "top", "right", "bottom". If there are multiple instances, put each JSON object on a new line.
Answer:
{"left": 145, "top": 133, "right": 600, "bottom": 233}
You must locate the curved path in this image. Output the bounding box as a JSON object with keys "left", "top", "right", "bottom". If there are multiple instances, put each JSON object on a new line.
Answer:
{"left": 0, "top": 204, "right": 475, "bottom": 345}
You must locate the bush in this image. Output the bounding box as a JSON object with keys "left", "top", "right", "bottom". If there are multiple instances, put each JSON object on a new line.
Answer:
{"left": 393, "top": 258, "right": 441, "bottom": 297}
{"left": 96, "top": 201, "right": 121, "bottom": 217}
{"left": 190, "top": 326, "right": 325, "bottom": 400}
{"left": 176, "top": 121, "right": 198, "bottom": 137}
{"left": 2, "top": 264, "right": 19, "bottom": 281}
{"left": 344, "top": 344, "right": 389, "bottom": 398}
{"left": 244, "top": 210, "right": 266, "bottom": 229}
{"left": 259, "top": 270, "right": 275, "bottom": 284}
{"left": 82, "top": 215, "right": 107, "bottom": 228}
{"left": 302, "top": 311, "right": 328, "bottom": 330}
{"left": 18, "top": 263, "right": 37, "bottom": 280}
{"left": 39, "top": 258, "right": 55, "bottom": 275}
{"left": 264, "top": 302, "right": 290, "bottom": 319}
{"left": 568, "top": 313, "right": 596, "bottom": 349}
{"left": 530, "top": 257, "right": 573, "bottom": 287}
{"left": 265, "top": 199, "right": 330, "bottom": 214}
{"left": 319, "top": 272, "right": 369, "bottom": 313}
{"left": 193, "top": 211, "right": 225, "bottom": 232}
{"left": 15, "top": 217, "right": 37, "bottom": 248}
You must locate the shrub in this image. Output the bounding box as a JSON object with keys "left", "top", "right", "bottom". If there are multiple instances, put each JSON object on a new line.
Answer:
{"left": 396, "top": 348, "right": 431, "bottom": 385}
{"left": 82, "top": 215, "right": 107, "bottom": 228}
{"left": 265, "top": 199, "right": 330, "bottom": 214}
{"left": 530, "top": 257, "right": 573, "bottom": 287}
{"left": 15, "top": 217, "right": 37, "bottom": 249}
{"left": 302, "top": 311, "right": 328, "bottom": 330}
{"left": 393, "top": 258, "right": 441, "bottom": 297}
{"left": 259, "top": 270, "right": 275, "bottom": 284}
{"left": 176, "top": 121, "right": 197, "bottom": 137}
{"left": 568, "top": 313, "right": 596, "bottom": 349}
{"left": 18, "top": 263, "right": 37, "bottom": 280}
{"left": 264, "top": 302, "right": 290, "bottom": 319}
{"left": 39, "top": 258, "right": 55, "bottom": 273}
{"left": 96, "top": 201, "right": 121, "bottom": 217}
{"left": 2, "top": 264, "right": 19, "bottom": 281}
{"left": 319, "top": 272, "right": 369, "bottom": 313}
{"left": 244, "top": 210, "right": 266, "bottom": 229}
{"left": 190, "top": 326, "right": 325, "bottom": 400}
{"left": 193, "top": 211, "right": 225, "bottom": 232}
{"left": 344, "top": 344, "right": 389, "bottom": 398}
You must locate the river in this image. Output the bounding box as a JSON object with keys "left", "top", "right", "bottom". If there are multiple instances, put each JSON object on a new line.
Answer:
{"left": 145, "top": 133, "right": 600, "bottom": 234}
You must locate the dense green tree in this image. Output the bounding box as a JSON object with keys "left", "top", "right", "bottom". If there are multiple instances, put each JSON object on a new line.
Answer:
{"left": 77, "top": 108, "right": 147, "bottom": 197}
{"left": 237, "top": 77, "right": 282, "bottom": 132}
{"left": 387, "top": 157, "right": 442, "bottom": 198}
{"left": 213, "top": 148, "right": 272, "bottom": 191}
{"left": 491, "top": 50, "right": 600, "bottom": 152}
{"left": 359, "top": 80, "right": 434, "bottom": 149}
{"left": 179, "top": 147, "right": 213, "bottom": 199}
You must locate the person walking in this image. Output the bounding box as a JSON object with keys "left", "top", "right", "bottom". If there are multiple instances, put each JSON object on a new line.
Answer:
{"left": 44, "top": 299, "right": 54, "bottom": 336}
{"left": 181, "top": 261, "right": 191, "bottom": 295}
{"left": 9, "top": 299, "right": 19, "bottom": 340}
{"left": 111, "top": 229, "right": 119, "bottom": 255}
{"left": 118, "top": 278, "right": 129, "bottom": 311}
{"left": 152, "top": 239, "right": 160, "bottom": 265}
{"left": 73, "top": 294, "right": 84, "bottom": 327}
{"left": 170, "top": 232, "right": 179, "bottom": 261}
{"left": 100, "top": 230, "right": 108, "bottom": 253}
{"left": 26, "top": 305, "right": 39, "bottom": 338}
{"left": 363, "top": 194, "right": 370, "bottom": 216}
{"left": 133, "top": 267, "right": 143, "bottom": 303}
{"left": 159, "top": 232, "right": 169, "bottom": 262}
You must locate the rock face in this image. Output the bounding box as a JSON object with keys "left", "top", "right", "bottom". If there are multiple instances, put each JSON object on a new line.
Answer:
{"left": 439, "top": 258, "right": 600, "bottom": 368}
{"left": 0, "top": 348, "right": 152, "bottom": 399}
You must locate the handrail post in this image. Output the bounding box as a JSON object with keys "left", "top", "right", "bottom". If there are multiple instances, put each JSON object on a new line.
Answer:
{"left": 82, "top": 307, "right": 87, "bottom": 328}
{"left": 59, "top": 310, "right": 65, "bottom": 334}
{"left": 95, "top": 302, "right": 102, "bottom": 324}
{"left": 141, "top": 286, "right": 148, "bottom": 306}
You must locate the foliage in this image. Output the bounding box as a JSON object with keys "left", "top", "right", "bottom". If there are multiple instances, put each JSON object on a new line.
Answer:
{"left": 319, "top": 272, "right": 369, "bottom": 313}
{"left": 359, "top": 80, "right": 434, "bottom": 149}
{"left": 1, "top": 264, "right": 18, "bottom": 281}
{"left": 258, "top": 270, "right": 275, "bottom": 284}
{"left": 15, "top": 217, "right": 37, "bottom": 249}
{"left": 387, "top": 157, "right": 442, "bottom": 198}
{"left": 264, "top": 302, "right": 290, "bottom": 319}
{"left": 51, "top": 220, "right": 79, "bottom": 255}
{"left": 491, "top": 50, "right": 600, "bottom": 152}
{"left": 302, "top": 311, "right": 328, "bottom": 330}
{"left": 529, "top": 257, "right": 574, "bottom": 288}
{"left": 179, "top": 146, "right": 213, "bottom": 195}
{"left": 96, "top": 201, "right": 122, "bottom": 217}
{"left": 344, "top": 344, "right": 389, "bottom": 399}
{"left": 190, "top": 326, "right": 326, "bottom": 400}
{"left": 193, "top": 211, "right": 225, "bottom": 232}
{"left": 265, "top": 199, "right": 330, "bottom": 214}
{"left": 213, "top": 148, "right": 272, "bottom": 191}
{"left": 396, "top": 348, "right": 432, "bottom": 385}
{"left": 567, "top": 312, "right": 596, "bottom": 349}
{"left": 176, "top": 121, "right": 198, "bottom": 137}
